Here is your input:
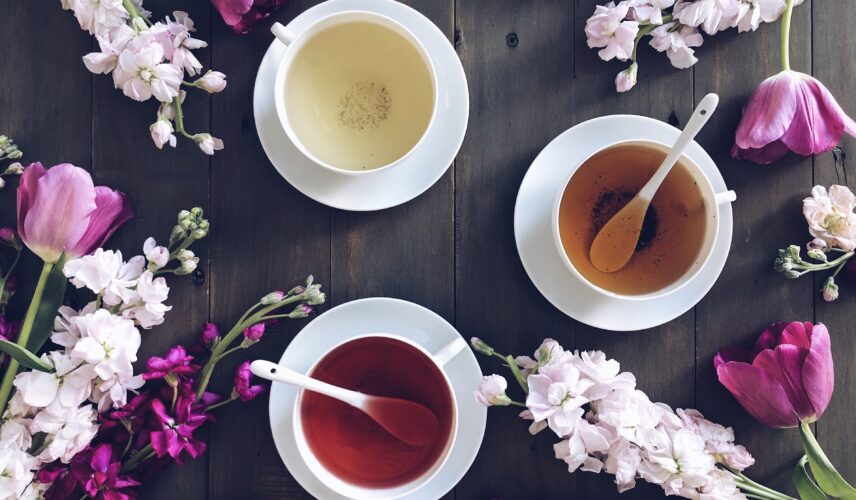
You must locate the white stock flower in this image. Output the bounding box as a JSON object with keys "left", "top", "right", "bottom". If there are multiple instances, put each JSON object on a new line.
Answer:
{"left": 164, "top": 12, "right": 207, "bottom": 75}
{"left": 3, "top": 393, "right": 36, "bottom": 420}
{"left": 12, "top": 371, "right": 59, "bottom": 408}
{"left": 90, "top": 372, "right": 144, "bottom": 411}
{"left": 674, "top": 0, "right": 743, "bottom": 35}
{"left": 0, "top": 446, "right": 34, "bottom": 499}
{"left": 573, "top": 350, "right": 636, "bottom": 400}
{"left": 737, "top": 0, "right": 802, "bottom": 32}
{"left": 515, "top": 338, "right": 571, "bottom": 376}
{"left": 52, "top": 303, "right": 97, "bottom": 349}
{"left": 83, "top": 24, "right": 136, "bottom": 74}
{"left": 30, "top": 403, "right": 99, "bottom": 464}
{"left": 63, "top": 249, "right": 145, "bottom": 306}
{"left": 144, "top": 237, "right": 170, "bottom": 269}
{"left": 195, "top": 133, "right": 224, "bottom": 155}
{"left": 649, "top": 22, "right": 704, "bottom": 69}
{"left": 195, "top": 70, "right": 227, "bottom": 93}
{"left": 150, "top": 119, "right": 177, "bottom": 149}
{"left": 553, "top": 419, "right": 611, "bottom": 473}
{"left": 637, "top": 429, "right": 716, "bottom": 495}
{"left": 604, "top": 440, "right": 643, "bottom": 493}
{"left": 628, "top": 0, "right": 675, "bottom": 24}
{"left": 475, "top": 375, "right": 511, "bottom": 406}
{"left": 699, "top": 468, "right": 746, "bottom": 499}
{"left": 803, "top": 185, "right": 856, "bottom": 251}
{"left": 48, "top": 352, "right": 98, "bottom": 408}
{"left": 585, "top": 3, "right": 639, "bottom": 62}
{"left": 0, "top": 419, "right": 32, "bottom": 453}
{"left": 526, "top": 363, "right": 593, "bottom": 437}
{"left": 70, "top": 310, "right": 141, "bottom": 383}
{"left": 518, "top": 409, "right": 548, "bottom": 435}
{"left": 594, "top": 389, "right": 664, "bottom": 447}
{"left": 121, "top": 270, "right": 172, "bottom": 328}
{"left": 678, "top": 409, "right": 755, "bottom": 470}
{"left": 615, "top": 63, "right": 638, "bottom": 93}
{"left": 70, "top": 0, "right": 128, "bottom": 35}
{"left": 114, "top": 41, "right": 183, "bottom": 102}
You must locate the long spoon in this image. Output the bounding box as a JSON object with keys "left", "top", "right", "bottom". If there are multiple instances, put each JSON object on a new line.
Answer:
{"left": 589, "top": 93, "right": 720, "bottom": 273}
{"left": 250, "top": 359, "right": 440, "bottom": 446}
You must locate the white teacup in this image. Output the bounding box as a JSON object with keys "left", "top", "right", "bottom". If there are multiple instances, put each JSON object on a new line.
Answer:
{"left": 272, "top": 12, "right": 439, "bottom": 176}
{"left": 551, "top": 139, "right": 736, "bottom": 301}
{"left": 292, "top": 333, "right": 463, "bottom": 500}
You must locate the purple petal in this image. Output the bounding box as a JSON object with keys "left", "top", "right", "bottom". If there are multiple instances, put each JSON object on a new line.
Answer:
{"left": 753, "top": 345, "right": 815, "bottom": 421}
{"left": 802, "top": 323, "right": 834, "bottom": 419}
{"left": 734, "top": 72, "right": 798, "bottom": 150}
{"left": 16, "top": 162, "right": 45, "bottom": 244}
{"left": 90, "top": 444, "right": 114, "bottom": 473}
{"left": 149, "top": 430, "right": 170, "bottom": 457}
{"left": 780, "top": 75, "right": 851, "bottom": 156}
{"left": 731, "top": 139, "right": 791, "bottom": 165}
{"left": 778, "top": 321, "right": 812, "bottom": 349}
{"left": 21, "top": 163, "right": 96, "bottom": 262}
{"left": 716, "top": 361, "right": 799, "bottom": 428}
{"left": 67, "top": 186, "right": 133, "bottom": 258}
{"left": 212, "top": 0, "right": 286, "bottom": 34}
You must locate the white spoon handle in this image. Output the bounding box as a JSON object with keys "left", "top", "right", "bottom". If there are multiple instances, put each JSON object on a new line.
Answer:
{"left": 250, "top": 359, "right": 366, "bottom": 408}
{"left": 638, "top": 93, "right": 719, "bottom": 202}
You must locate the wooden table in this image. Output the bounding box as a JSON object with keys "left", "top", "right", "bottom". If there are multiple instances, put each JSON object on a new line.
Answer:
{"left": 1, "top": 0, "right": 854, "bottom": 498}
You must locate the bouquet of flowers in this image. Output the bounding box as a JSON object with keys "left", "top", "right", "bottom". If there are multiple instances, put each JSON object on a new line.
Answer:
{"left": 774, "top": 184, "right": 856, "bottom": 302}
{"left": 471, "top": 337, "right": 791, "bottom": 500}
{"left": 60, "top": 0, "right": 226, "bottom": 154}
{"left": 0, "top": 161, "right": 324, "bottom": 499}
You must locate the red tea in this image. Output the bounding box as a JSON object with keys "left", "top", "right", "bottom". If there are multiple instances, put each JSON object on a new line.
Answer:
{"left": 300, "top": 337, "right": 454, "bottom": 488}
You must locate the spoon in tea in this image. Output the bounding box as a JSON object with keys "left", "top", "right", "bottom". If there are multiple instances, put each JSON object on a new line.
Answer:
{"left": 250, "top": 359, "right": 440, "bottom": 447}
{"left": 589, "top": 93, "right": 720, "bottom": 273}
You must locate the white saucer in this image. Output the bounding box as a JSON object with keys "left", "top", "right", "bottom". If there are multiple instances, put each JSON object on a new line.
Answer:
{"left": 267, "top": 297, "right": 486, "bottom": 499}
{"left": 514, "top": 115, "right": 734, "bottom": 332}
{"left": 253, "top": 0, "right": 468, "bottom": 211}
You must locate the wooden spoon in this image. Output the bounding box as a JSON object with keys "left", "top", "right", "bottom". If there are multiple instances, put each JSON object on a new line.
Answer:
{"left": 250, "top": 359, "right": 440, "bottom": 446}
{"left": 589, "top": 93, "right": 720, "bottom": 273}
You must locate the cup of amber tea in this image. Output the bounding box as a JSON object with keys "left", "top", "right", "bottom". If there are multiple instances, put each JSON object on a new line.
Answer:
{"left": 552, "top": 140, "right": 736, "bottom": 300}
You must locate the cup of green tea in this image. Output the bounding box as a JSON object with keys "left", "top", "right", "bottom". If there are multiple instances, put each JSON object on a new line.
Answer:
{"left": 552, "top": 140, "right": 736, "bottom": 300}
{"left": 271, "top": 12, "right": 438, "bottom": 175}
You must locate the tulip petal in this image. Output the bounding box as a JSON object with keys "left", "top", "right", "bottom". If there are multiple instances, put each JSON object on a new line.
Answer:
{"left": 780, "top": 75, "right": 848, "bottom": 156}
{"left": 778, "top": 321, "right": 812, "bottom": 350}
{"left": 753, "top": 345, "right": 815, "bottom": 422}
{"left": 16, "top": 162, "right": 46, "bottom": 244}
{"left": 23, "top": 164, "right": 96, "bottom": 263}
{"left": 734, "top": 72, "right": 798, "bottom": 150}
{"left": 716, "top": 361, "right": 799, "bottom": 428}
{"left": 802, "top": 323, "right": 834, "bottom": 419}
{"left": 67, "top": 186, "right": 133, "bottom": 258}
{"left": 731, "top": 140, "right": 791, "bottom": 165}
{"left": 714, "top": 347, "right": 751, "bottom": 367}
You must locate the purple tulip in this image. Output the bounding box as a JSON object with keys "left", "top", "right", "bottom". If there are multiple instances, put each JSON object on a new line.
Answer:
{"left": 715, "top": 321, "right": 834, "bottom": 428}
{"left": 17, "top": 163, "right": 132, "bottom": 263}
{"left": 211, "top": 0, "right": 287, "bottom": 34}
{"left": 234, "top": 361, "right": 265, "bottom": 402}
{"left": 732, "top": 71, "right": 856, "bottom": 164}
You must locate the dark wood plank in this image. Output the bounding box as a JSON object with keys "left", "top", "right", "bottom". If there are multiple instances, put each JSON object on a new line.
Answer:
{"left": 454, "top": 1, "right": 583, "bottom": 498}
{"left": 812, "top": 0, "right": 856, "bottom": 486}
{"left": 693, "top": 3, "right": 814, "bottom": 495}
{"left": 205, "top": 1, "right": 330, "bottom": 498}
{"left": 89, "top": 0, "right": 214, "bottom": 497}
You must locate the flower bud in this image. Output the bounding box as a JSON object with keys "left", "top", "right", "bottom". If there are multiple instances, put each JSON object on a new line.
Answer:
{"left": 786, "top": 245, "right": 802, "bottom": 261}
{"left": 201, "top": 322, "right": 220, "bottom": 347}
{"left": 191, "top": 207, "right": 203, "bottom": 217}
{"left": 178, "top": 210, "right": 191, "bottom": 221}
{"left": 243, "top": 322, "right": 265, "bottom": 341}
{"left": 301, "top": 284, "right": 325, "bottom": 305}
{"left": 288, "top": 303, "right": 313, "bottom": 318}
{"left": 195, "top": 134, "right": 224, "bottom": 156}
{"left": 0, "top": 228, "right": 21, "bottom": 250}
{"left": 192, "top": 229, "right": 207, "bottom": 240}
{"left": 807, "top": 248, "right": 828, "bottom": 262}
{"left": 3, "top": 162, "right": 23, "bottom": 176}
{"left": 175, "top": 257, "right": 199, "bottom": 275}
{"left": 287, "top": 285, "right": 305, "bottom": 295}
{"left": 260, "top": 291, "right": 285, "bottom": 305}
{"left": 470, "top": 337, "right": 495, "bottom": 356}
{"left": 785, "top": 270, "right": 802, "bottom": 279}
{"left": 823, "top": 277, "right": 839, "bottom": 302}
{"left": 195, "top": 70, "right": 227, "bottom": 93}
{"left": 177, "top": 249, "right": 195, "bottom": 261}
{"left": 807, "top": 238, "right": 828, "bottom": 251}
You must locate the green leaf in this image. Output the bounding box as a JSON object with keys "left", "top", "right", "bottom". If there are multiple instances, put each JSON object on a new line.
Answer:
{"left": 800, "top": 422, "right": 856, "bottom": 499}
{"left": 794, "top": 455, "right": 828, "bottom": 500}
{"left": 25, "top": 254, "right": 67, "bottom": 354}
{"left": 0, "top": 338, "right": 52, "bottom": 372}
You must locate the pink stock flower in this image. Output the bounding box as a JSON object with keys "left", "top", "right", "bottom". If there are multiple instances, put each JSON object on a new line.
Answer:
{"left": 142, "top": 346, "right": 199, "bottom": 382}
{"left": 714, "top": 321, "right": 834, "bottom": 428}
{"left": 242, "top": 322, "right": 265, "bottom": 341}
{"left": 233, "top": 361, "right": 265, "bottom": 402}
{"left": 585, "top": 3, "right": 639, "bottom": 62}
{"left": 211, "top": 0, "right": 287, "bottom": 34}
{"left": 201, "top": 322, "right": 220, "bottom": 346}
{"left": 149, "top": 383, "right": 211, "bottom": 463}
{"left": 732, "top": 71, "right": 856, "bottom": 164}
{"left": 17, "top": 163, "right": 132, "bottom": 263}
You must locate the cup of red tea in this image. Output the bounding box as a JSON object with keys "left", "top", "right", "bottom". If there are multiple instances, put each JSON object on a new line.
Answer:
{"left": 294, "top": 333, "right": 464, "bottom": 499}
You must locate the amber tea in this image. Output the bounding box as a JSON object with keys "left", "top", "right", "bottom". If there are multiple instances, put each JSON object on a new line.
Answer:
{"left": 558, "top": 142, "right": 712, "bottom": 295}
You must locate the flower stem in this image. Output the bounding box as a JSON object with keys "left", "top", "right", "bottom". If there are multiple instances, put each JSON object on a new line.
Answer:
{"left": 505, "top": 354, "right": 529, "bottom": 393}
{"left": 0, "top": 261, "right": 54, "bottom": 411}
{"left": 121, "top": 443, "right": 154, "bottom": 473}
{"left": 172, "top": 97, "right": 196, "bottom": 140}
{"left": 780, "top": 0, "right": 794, "bottom": 71}
{"left": 205, "top": 396, "right": 236, "bottom": 412}
{"left": 726, "top": 468, "right": 797, "bottom": 500}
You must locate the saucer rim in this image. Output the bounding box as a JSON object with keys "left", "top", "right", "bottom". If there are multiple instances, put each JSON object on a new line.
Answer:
{"left": 252, "top": 0, "right": 469, "bottom": 212}
{"left": 513, "top": 114, "right": 734, "bottom": 331}
{"left": 267, "top": 297, "right": 487, "bottom": 499}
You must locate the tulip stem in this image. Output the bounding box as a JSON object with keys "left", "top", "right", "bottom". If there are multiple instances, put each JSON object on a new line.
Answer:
{"left": 0, "top": 261, "right": 54, "bottom": 412}
{"left": 780, "top": 0, "right": 794, "bottom": 71}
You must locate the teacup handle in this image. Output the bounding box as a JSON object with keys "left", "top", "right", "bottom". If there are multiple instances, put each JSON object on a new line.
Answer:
{"left": 432, "top": 337, "right": 467, "bottom": 367}
{"left": 271, "top": 22, "right": 296, "bottom": 46}
{"left": 715, "top": 190, "right": 737, "bottom": 205}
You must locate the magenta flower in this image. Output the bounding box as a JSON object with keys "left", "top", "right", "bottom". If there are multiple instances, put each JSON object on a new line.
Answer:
{"left": 44, "top": 444, "right": 140, "bottom": 500}
{"left": 243, "top": 322, "right": 265, "bottom": 341}
{"left": 233, "top": 361, "right": 265, "bottom": 402}
{"left": 149, "top": 383, "right": 211, "bottom": 463}
{"left": 98, "top": 392, "right": 153, "bottom": 448}
{"left": 715, "top": 321, "right": 834, "bottom": 428}
{"left": 142, "top": 346, "right": 199, "bottom": 383}
{"left": 732, "top": 71, "right": 856, "bottom": 164}
{"left": 0, "top": 314, "right": 20, "bottom": 343}
{"left": 17, "top": 163, "right": 132, "bottom": 263}
{"left": 0, "top": 227, "right": 19, "bottom": 249}
{"left": 211, "top": 0, "right": 286, "bottom": 34}
{"left": 201, "top": 322, "right": 220, "bottom": 346}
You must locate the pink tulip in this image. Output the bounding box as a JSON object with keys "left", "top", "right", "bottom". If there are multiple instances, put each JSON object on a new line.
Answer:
{"left": 211, "top": 0, "right": 286, "bottom": 35}
{"left": 714, "top": 321, "right": 834, "bottom": 428}
{"left": 17, "top": 162, "right": 132, "bottom": 263}
{"left": 732, "top": 71, "right": 856, "bottom": 164}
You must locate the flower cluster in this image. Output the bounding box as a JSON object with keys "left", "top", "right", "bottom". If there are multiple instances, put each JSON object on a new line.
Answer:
{"left": 61, "top": 0, "right": 226, "bottom": 154}
{"left": 0, "top": 135, "right": 23, "bottom": 191}
{"left": 211, "top": 0, "right": 287, "bottom": 35}
{"left": 585, "top": 0, "right": 802, "bottom": 92}
{"left": 774, "top": 184, "right": 856, "bottom": 302}
{"left": 472, "top": 338, "right": 775, "bottom": 499}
